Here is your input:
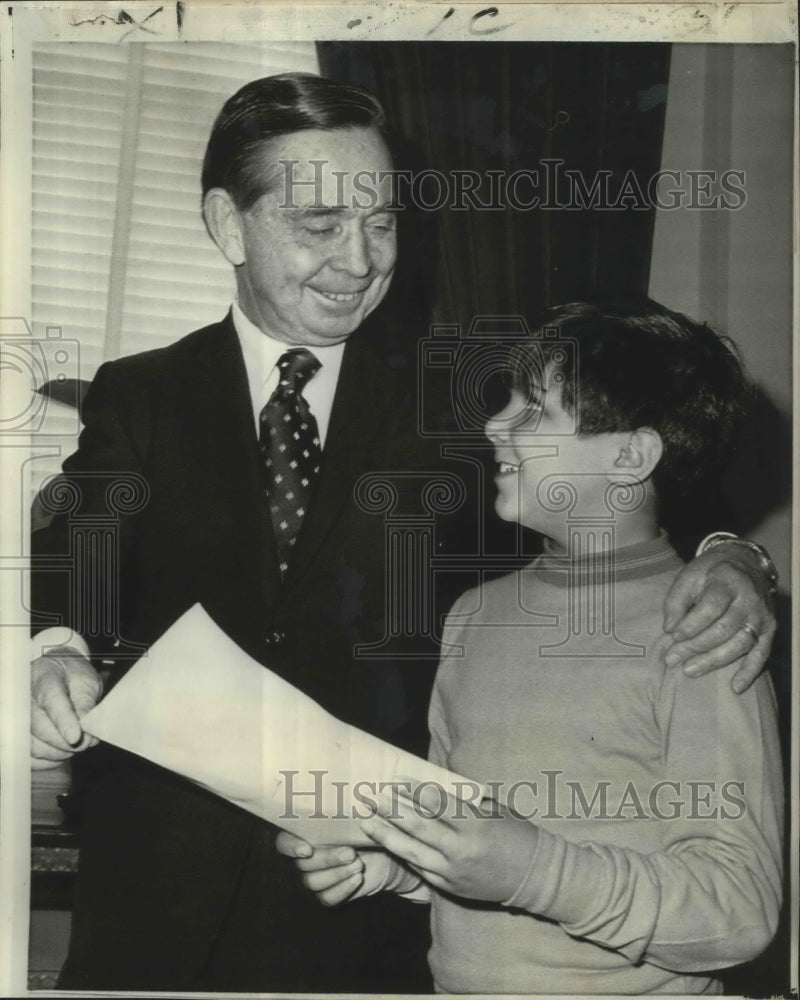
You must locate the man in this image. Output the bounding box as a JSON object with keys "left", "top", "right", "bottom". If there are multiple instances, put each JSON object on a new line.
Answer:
{"left": 30, "top": 73, "right": 777, "bottom": 992}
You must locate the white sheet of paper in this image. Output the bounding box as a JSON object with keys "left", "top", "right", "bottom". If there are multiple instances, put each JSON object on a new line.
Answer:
{"left": 81, "top": 604, "right": 482, "bottom": 845}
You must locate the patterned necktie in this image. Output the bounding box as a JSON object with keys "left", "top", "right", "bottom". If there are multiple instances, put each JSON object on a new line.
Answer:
{"left": 259, "top": 349, "right": 322, "bottom": 575}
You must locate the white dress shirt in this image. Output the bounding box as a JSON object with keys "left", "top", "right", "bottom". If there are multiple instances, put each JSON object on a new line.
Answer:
{"left": 232, "top": 300, "right": 345, "bottom": 447}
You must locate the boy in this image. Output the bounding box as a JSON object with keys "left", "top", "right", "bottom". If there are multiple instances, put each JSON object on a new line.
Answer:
{"left": 278, "top": 299, "right": 783, "bottom": 994}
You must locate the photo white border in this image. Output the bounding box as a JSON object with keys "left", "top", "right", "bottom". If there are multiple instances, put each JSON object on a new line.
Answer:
{"left": 1, "top": 2, "right": 797, "bottom": 997}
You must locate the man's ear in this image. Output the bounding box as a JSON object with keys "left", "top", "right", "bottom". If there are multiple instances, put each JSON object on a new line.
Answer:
{"left": 613, "top": 427, "right": 663, "bottom": 482}
{"left": 203, "top": 188, "right": 245, "bottom": 267}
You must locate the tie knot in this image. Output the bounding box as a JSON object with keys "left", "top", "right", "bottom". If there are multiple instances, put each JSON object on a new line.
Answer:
{"left": 276, "top": 349, "right": 320, "bottom": 392}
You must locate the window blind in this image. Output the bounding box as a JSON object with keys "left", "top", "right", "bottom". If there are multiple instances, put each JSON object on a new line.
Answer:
{"left": 30, "top": 41, "right": 319, "bottom": 497}
{"left": 32, "top": 44, "right": 129, "bottom": 382}
{"left": 120, "top": 42, "right": 319, "bottom": 358}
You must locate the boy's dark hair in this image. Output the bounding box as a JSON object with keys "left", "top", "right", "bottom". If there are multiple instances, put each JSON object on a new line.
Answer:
{"left": 202, "top": 72, "right": 388, "bottom": 210}
{"left": 511, "top": 297, "right": 750, "bottom": 505}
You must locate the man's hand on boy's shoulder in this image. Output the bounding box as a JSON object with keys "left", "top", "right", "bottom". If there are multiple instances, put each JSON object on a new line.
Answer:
{"left": 662, "top": 542, "right": 776, "bottom": 694}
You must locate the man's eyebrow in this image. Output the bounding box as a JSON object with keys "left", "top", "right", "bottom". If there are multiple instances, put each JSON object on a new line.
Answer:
{"left": 284, "top": 204, "right": 399, "bottom": 222}
{"left": 288, "top": 206, "right": 349, "bottom": 218}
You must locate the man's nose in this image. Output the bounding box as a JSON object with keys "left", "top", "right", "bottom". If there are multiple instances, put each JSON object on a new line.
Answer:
{"left": 331, "top": 227, "right": 370, "bottom": 277}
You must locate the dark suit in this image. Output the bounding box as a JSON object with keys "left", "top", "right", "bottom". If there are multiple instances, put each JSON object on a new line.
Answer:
{"left": 33, "top": 313, "right": 439, "bottom": 991}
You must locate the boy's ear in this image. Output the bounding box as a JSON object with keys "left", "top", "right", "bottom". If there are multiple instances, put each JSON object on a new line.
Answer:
{"left": 203, "top": 188, "right": 246, "bottom": 267}
{"left": 612, "top": 428, "right": 663, "bottom": 482}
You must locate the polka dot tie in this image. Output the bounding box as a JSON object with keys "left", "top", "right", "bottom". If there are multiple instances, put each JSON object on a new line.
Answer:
{"left": 259, "top": 349, "right": 322, "bottom": 576}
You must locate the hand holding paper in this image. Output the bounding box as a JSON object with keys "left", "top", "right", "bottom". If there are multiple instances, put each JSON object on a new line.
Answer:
{"left": 275, "top": 831, "right": 424, "bottom": 906}
{"left": 31, "top": 649, "right": 102, "bottom": 769}
{"left": 361, "top": 778, "right": 541, "bottom": 904}
{"left": 82, "top": 605, "right": 482, "bottom": 846}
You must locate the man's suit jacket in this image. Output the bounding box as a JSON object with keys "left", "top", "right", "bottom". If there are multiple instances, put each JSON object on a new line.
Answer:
{"left": 33, "top": 313, "right": 439, "bottom": 991}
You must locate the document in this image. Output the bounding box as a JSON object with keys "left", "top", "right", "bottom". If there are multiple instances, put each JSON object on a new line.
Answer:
{"left": 82, "top": 604, "right": 481, "bottom": 846}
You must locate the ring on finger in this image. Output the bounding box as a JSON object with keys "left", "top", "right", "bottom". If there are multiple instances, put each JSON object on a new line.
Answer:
{"left": 740, "top": 622, "right": 759, "bottom": 644}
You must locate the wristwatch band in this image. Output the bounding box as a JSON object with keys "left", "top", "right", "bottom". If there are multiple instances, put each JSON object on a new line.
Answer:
{"left": 696, "top": 532, "right": 779, "bottom": 596}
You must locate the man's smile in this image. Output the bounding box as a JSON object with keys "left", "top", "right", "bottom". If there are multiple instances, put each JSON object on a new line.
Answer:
{"left": 315, "top": 289, "right": 364, "bottom": 301}
{"left": 307, "top": 286, "right": 369, "bottom": 308}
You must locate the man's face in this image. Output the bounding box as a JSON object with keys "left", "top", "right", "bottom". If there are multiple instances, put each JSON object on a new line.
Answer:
{"left": 232, "top": 126, "right": 397, "bottom": 346}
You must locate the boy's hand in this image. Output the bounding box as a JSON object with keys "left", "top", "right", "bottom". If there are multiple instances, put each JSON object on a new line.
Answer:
{"left": 662, "top": 544, "right": 776, "bottom": 693}
{"left": 361, "top": 779, "right": 538, "bottom": 905}
{"left": 275, "top": 831, "right": 418, "bottom": 907}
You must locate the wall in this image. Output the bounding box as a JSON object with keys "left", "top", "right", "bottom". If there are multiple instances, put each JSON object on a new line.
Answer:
{"left": 649, "top": 43, "right": 794, "bottom": 593}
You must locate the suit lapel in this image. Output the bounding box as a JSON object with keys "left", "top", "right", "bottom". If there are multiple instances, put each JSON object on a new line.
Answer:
{"left": 284, "top": 333, "right": 391, "bottom": 586}
{"left": 188, "top": 315, "right": 282, "bottom": 606}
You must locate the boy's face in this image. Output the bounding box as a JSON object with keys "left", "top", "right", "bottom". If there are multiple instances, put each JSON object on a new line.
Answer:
{"left": 485, "top": 379, "right": 626, "bottom": 541}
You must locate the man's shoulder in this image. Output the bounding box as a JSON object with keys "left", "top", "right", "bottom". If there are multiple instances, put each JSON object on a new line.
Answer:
{"left": 100, "top": 315, "right": 234, "bottom": 382}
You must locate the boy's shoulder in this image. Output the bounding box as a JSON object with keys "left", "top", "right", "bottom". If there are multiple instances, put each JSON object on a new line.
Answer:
{"left": 442, "top": 541, "right": 687, "bottom": 657}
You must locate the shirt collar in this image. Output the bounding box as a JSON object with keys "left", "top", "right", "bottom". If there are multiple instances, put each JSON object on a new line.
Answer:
{"left": 533, "top": 529, "right": 683, "bottom": 587}
{"left": 231, "top": 299, "right": 346, "bottom": 403}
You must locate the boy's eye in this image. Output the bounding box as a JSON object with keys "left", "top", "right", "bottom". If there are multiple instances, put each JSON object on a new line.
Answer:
{"left": 303, "top": 224, "right": 337, "bottom": 235}
{"left": 525, "top": 397, "right": 545, "bottom": 419}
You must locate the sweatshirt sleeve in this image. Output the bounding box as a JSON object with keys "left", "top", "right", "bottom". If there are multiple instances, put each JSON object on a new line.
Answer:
{"left": 387, "top": 599, "right": 467, "bottom": 908}
{"left": 503, "top": 663, "right": 784, "bottom": 973}
{"left": 428, "top": 594, "right": 470, "bottom": 770}
{"left": 428, "top": 681, "right": 452, "bottom": 771}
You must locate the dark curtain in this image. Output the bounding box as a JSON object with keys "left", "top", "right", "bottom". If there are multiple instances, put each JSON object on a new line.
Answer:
{"left": 316, "top": 41, "right": 675, "bottom": 577}
{"left": 318, "top": 42, "right": 671, "bottom": 330}
{"left": 318, "top": 41, "right": 673, "bottom": 569}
